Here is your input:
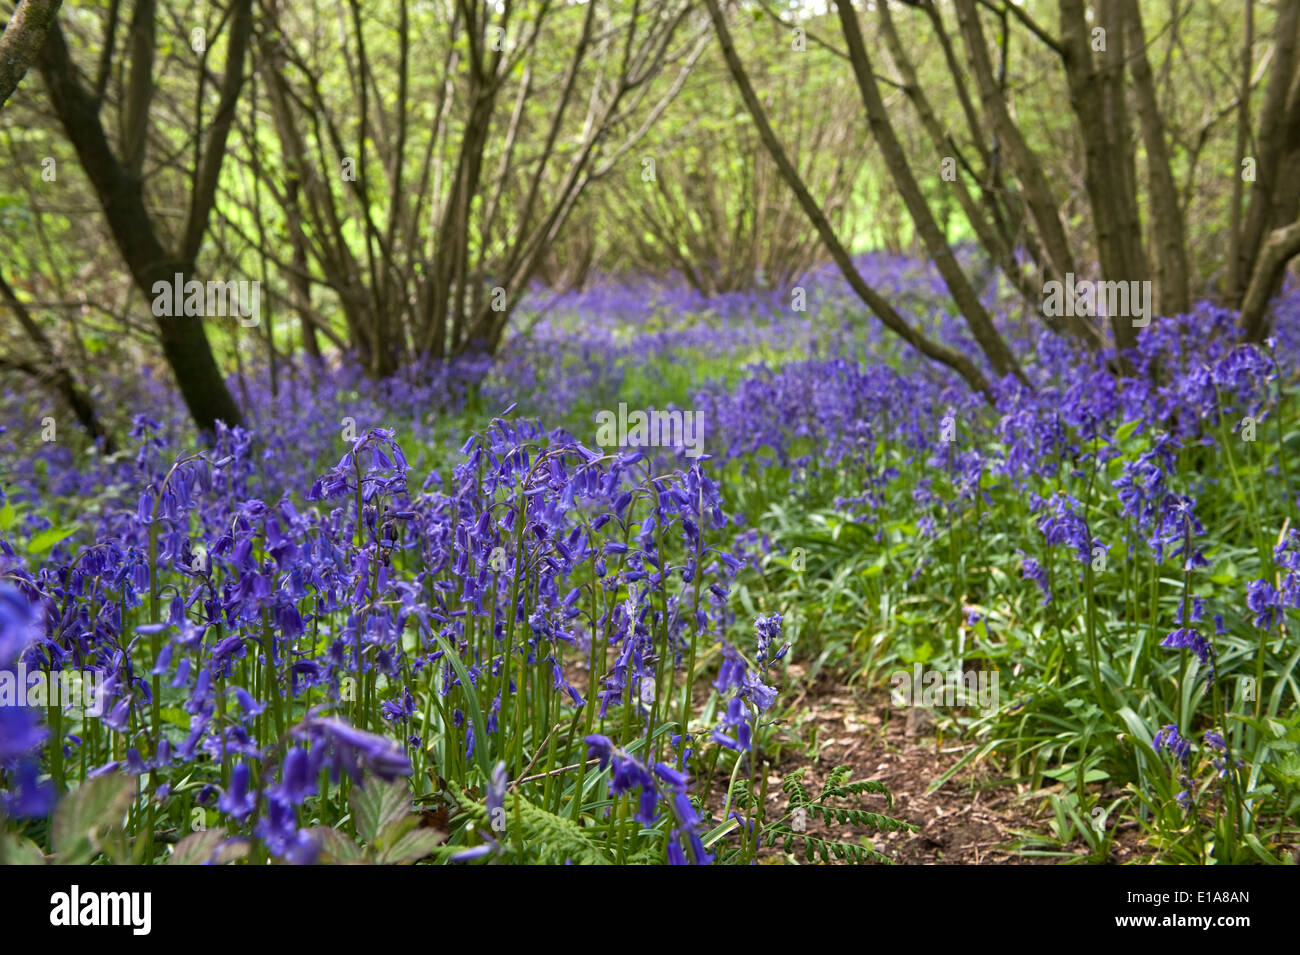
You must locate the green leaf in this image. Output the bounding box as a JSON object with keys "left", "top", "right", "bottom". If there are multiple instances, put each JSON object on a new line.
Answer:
{"left": 27, "top": 525, "right": 78, "bottom": 556}
{"left": 1112, "top": 419, "right": 1141, "bottom": 445}
{"left": 1242, "top": 833, "right": 1284, "bottom": 865}
{"left": 376, "top": 813, "right": 417, "bottom": 851}
{"left": 349, "top": 779, "right": 410, "bottom": 845}
{"left": 159, "top": 706, "right": 192, "bottom": 730}
{"left": 1116, "top": 706, "right": 1154, "bottom": 747}
{"left": 434, "top": 632, "right": 494, "bottom": 782}
{"left": 378, "top": 827, "right": 445, "bottom": 865}
{"left": 52, "top": 773, "right": 134, "bottom": 865}
{"left": 0, "top": 501, "right": 16, "bottom": 532}
{"left": 702, "top": 816, "right": 742, "bottom": 849}
{"left": 168, "top": 829, "right": 225, "bottom": 865}
{"left": 0, "top": 832, "right": 46, "bottom": 864}
{"left": 1041, "top": 765, "right": 1109, "bottom": 783}
{"left": 307, "top": 826, "right": 365, "bottom": 864}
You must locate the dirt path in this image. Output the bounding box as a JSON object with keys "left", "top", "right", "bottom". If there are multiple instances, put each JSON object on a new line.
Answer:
{"left": 751, "top": 683, "right": 1151, "bottom": 864}
{"left": 572, "top": 652, "right": 1147, "bottom": 863}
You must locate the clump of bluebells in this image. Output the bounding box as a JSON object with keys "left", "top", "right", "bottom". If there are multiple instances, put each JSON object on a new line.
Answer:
{"left": 3, "top": 256, "right": 1300, "bottom": 865}
{"left": 0, "top": 398, "right": 791, "bottom": 864}
{"left": 0, "top": 584, "right": 53, "bottom": 818}
{"left": 1152, "top": 722, "right": 1244, "bottom": 824}
{"left": 689, "top": 281, "right": 1300, "bottom": 860}
{"left": 712, "top": 616, "right": 781, "bottom": 756}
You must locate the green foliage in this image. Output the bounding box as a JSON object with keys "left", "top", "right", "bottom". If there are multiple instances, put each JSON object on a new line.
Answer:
{"left": 452, "top": 791, "right": 612, "bottom": 866}
{"left": 754, "top": 767, "right": 913, "bottom": 865}
{"left": 0, "top": 775, "right": 137, "bottom": 866}
{"left": 166, "top": 829, "right": 250, "bottom": 866}
{"left": 302, "top": 780, "right": 451, "bottom": 865}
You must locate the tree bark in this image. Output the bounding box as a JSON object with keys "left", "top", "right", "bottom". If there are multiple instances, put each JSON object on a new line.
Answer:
{"left": 834, "top": 0, "right": 1023, "bottom": 383}
{"left": 1227, "top": 0, "right": 1255, "bottom": 299}
{"left": 1240, "top": 219, "right": 1300, "bottom": 340}
{"left": 38, "top": 14, "right": 243, "bottom": 433}
{"left": 1124, "top": 0, "right": 1190, "bottom": 316}
{"left": 953, "top": 0, "right": 1077, "bottom": 288}
{"left": 1058, "top": 0, "right": 1147, "bottom": 355}
{"left": 0, "top": 0, "right": 62, "bottom": 108}
{"left": 0, "top": 273, "right": 112, "bottom": 450}
{"left": 703, "top": 0, "right": 996, "bottom": 399}
{"left": 1234, "top": 0, "right": 1300, "bottom": 324}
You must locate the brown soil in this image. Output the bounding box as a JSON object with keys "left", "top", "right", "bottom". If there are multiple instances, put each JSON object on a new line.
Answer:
{"left": 571, "top": 647, "right": 1156, "bottom": 864}
{"left": 737, "top": 678, "right": 1155, "bottom": 865}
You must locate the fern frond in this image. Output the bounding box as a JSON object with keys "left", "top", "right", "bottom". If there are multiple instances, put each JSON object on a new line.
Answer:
{"left": 823, "top": 778, "right": 894, "bottom": 807}
{"left": 764, "top": 772, "right": 912, "bottom": 864}
{"left": 454, "top": 791, "right": 614, "bottom": 865}
{"left": 782, "top": 769, "right": 811, "bottom": 808}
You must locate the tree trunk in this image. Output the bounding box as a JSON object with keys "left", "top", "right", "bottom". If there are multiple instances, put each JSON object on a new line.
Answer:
{"left": 0, "top": 0, "right": 62, "bottom": 108}
{"left": 0, "top": 273, "right": 112, "bottom": 450}
{"left": 703, "top": 0, "right": 996, "bottom": 399}
{"left": 1240, "top": 219, "right": 1300, "bottom": 340}
{"left": 1227, "top": 0, "right": 1255, "bottom": 299}
{"left": 835, "top": 0, "right": 1024, "bottom": 383}
{"left": 1124, "top": 0, "right": 1190, "bottom": 316}
{"left": 1234, "top": 0, "right": 1300, "bottom": 307}
{"left": 1058, "top": 0, "right": 1148, "bottom": 355}
{"left": 38, "top": 16, "right": 242, "bottom": 433}
{"left": 953, "top": 0, "right": 1077, "bottom": 288}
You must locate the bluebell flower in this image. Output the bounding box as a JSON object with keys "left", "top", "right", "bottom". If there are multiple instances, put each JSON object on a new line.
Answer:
{"left": 292, "top": 713, "right": 412, "bottom": 784}
{"left": 1018, "top": 554, "right": 1052, "bottom": 605}
{"left": 1246, "top": 579, "right": 1282, "bottom": 628}
{"left": 1153, "top": 724, "right": 1191, "bottom": 767}
{"left": 755, "top": 613, "right": 789, "bottom": 669}
{"left": 0, "top": 703, "right": 47, "bottom": 762}
{"left": 218, "top": 762, "right": 258, "bottom": 821}
{"left": 0, "top": 584, "right": 39, "bottom": 666}
{"left": 487, "top": 761, "right": 508, "bottom": 821}
{"left": 1037, "top": 493, "right": 1094, "bottom": 564}
{"left": 255, "top": 793, "right": 319, "bottom": 864}
{"left": 274, "top": 746, "right": 317, "bottom": 805}
{"left": 450, "top": 843, "right": 497, "bottom": 863}
{"left": 3, "top": 759, "right": 55, "bottom": 817}
{"left": 1161, "top": 627, "right": 1216, "bottom": 683}
{"left": 584, "top": 734, "right": 659, "bottom": 827}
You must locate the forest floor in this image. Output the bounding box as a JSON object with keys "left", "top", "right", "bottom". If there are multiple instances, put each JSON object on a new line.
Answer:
{"left": 746, "top": 674, "right": 1156, "bottom": 865}
{"left": 569, "top": 651, "right": 1153, "bottom": 864}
